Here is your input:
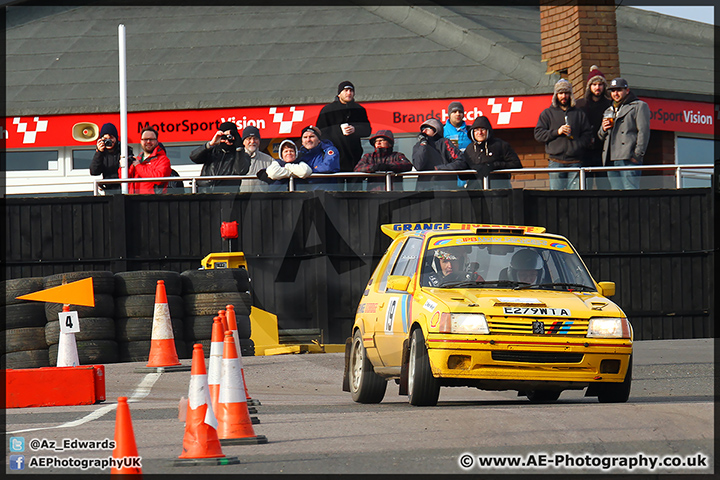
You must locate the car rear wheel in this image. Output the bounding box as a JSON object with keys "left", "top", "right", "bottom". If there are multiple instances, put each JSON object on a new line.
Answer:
{"left": 408, "top": 329, "right": 440, "bottom": 406}
{"left": 526, "top": 390, "right": 561, "bottom": 403}
{"left": 598, "top": 355, "right": 632, "bottom": 403}
{"left": 349, "top": 330, "right": 387, "bottom": 403}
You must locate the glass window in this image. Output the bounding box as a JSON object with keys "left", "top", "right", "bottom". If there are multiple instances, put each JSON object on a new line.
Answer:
{"left": 164, "top": 144, "right": 203, "bottom": 166}
{"left": 391, "top": 237, "right": 422, "bottom": 278}
{"left": 4, "top": 151, "right": 59, "bottom": 171}
{"left": 72, "top": 149, "right": 95, "bottom": 170}
{"left": 677, "top": 137, "right": 714, "bottom": 188}
{"left": 378, "top": 240, "right": 405, "bottom": 292}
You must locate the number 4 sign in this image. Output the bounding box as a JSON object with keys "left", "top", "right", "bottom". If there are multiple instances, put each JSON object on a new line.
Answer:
{"left": 59, "top": 310, "right": 80, "bottom": 334}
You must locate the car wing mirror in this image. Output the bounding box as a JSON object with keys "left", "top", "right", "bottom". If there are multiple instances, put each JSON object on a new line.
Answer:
{"left": 597, "top": 281, "right": 615, "bottom": 297}
{"left": 387, "top": 275, "right": 411, "bottom": 292}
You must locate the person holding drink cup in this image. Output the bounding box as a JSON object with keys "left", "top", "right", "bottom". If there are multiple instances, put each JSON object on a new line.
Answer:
{"left": 576, "top": 65, "right": 612, "bottom": 189}
{"left": 599, "top": 77, "right": 651, "bottom": 190}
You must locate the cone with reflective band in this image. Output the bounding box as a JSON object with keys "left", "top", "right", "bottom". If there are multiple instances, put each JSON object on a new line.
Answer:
{"left": 216, "top": 331, "right": 267, "bottom": 444}
{"left": 226, "top": 304, "right": 256, "bottom": 405}
{"left": 178, "top": 344, "right": 225, "bottom": 459}
{"left": 112, "top": 396, "right": 142, "bottom": 475}
{"left": 207, "top": 317, "right": 225, "bottom": 416}
{"left": 56, "top": 305, "right": 80, "bottom": 367}
{"left": 146, "top": 280, "right": 180, "bottom": 367}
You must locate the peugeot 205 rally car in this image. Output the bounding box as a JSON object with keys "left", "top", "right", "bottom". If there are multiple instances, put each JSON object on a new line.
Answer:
{"left": 342, "top": 223, "right": 633, "bottom": 406}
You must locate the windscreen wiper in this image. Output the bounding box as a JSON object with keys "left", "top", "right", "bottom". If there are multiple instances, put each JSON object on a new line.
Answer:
{"left": 514, "top": 282, "right": 596, "bottom": 292}
{"left": 439, "top": 280, "right": 530, "bottom": 289}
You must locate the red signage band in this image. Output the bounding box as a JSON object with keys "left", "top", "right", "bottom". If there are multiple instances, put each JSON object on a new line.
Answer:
{"left": 3, "top": 95, "right": 714, "bottom": 149}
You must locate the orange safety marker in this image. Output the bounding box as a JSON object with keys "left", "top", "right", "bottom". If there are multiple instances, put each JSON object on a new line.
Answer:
{"left": 56, "top": 305, "right": 80, "bottom": 367}
{"left": 146, "top": 280, "right": 180, "bottom": 367}
{"left": 175, "top": 344, "right": 239, "bottom": 466}
{"left": 112, "top": 397, "right": 142, "bottom": 475}
{"left": 207, "top": 317, "right": 225, "bottom": 416}
{"left": 216, "top": 331, "right": 267, "bottom": 445}
{"left": 17, "top": 277, "right": 95, "bottom": 306}
{"left": 218, "top": 309, "right": 229, "bottom": 333}
{"left": 226, "top": 304, "right": 260, "bottom": 406}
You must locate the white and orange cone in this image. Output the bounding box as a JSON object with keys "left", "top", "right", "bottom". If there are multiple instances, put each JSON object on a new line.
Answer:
{"left": 207, "top": 317, "right": 224, "bottom": 416}
{"left": 226, "top": 304, "right": 259, "bottom": 406}
{"left": 146, "top": 280, "right": 180, "bottom": 367}
{"left": 56, "top": 305, "right": 80, "bottom": 367}
{"left": 111, "top": 396, "right": 142, "bottom": 475}
{"left": 178, "top": 344, "right": 225, "bottom": 460}
{"left": 216, "top": 331, "right": 267, "bottom": 445}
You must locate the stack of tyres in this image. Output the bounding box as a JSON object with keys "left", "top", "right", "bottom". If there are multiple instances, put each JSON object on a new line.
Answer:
{"left": 44, "top": 271, "right": 119, "bottom": 365}
{"left": 1, "top": 277, "right": 49, "bottom": 368}
{"left": 181, "top": 268, "right": 254, "bottom": 356}
{"left": 114, "top": 270, "right": 188, "bottom": 362}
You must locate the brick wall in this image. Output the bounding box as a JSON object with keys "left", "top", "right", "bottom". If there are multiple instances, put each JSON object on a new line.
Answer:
{"left": 540, "top": 1, "right": 620, "bottom": 97}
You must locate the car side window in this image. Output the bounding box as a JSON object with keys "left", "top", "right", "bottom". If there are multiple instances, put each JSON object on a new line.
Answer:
{"left": 390, "top": 237, "right": 422, "bottom": 279}
{"left": 378, "top": 240, "right": 405, "bottom": 292}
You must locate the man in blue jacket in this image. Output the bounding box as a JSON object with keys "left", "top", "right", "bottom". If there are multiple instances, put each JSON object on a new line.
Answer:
{"left": 296, "top": 125, "right": 340, "bottom": 189}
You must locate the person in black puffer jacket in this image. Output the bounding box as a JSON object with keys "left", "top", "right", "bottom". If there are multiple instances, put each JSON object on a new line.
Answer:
{"left": 189, "top": 121, "right": 250, "bottom": 192}
{"left": 436, "top": 116, "right": 522, "bottom": 189}
{"left": 89, "top": 122, "right": 133, "bottom": 194}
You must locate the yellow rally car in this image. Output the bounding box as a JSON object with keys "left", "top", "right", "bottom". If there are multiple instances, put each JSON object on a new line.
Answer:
{"left": 342, "top": 223, "right": 633, "bottom": 406}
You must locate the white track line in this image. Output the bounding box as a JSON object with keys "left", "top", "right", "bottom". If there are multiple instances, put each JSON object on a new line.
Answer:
{"left": 8, "top": 372, "right": 162, "bottom": 434}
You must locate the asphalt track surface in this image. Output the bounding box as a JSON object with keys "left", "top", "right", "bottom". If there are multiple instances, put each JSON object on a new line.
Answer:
{"left": 4, "top": 338, "right": 714, "bottom": 475}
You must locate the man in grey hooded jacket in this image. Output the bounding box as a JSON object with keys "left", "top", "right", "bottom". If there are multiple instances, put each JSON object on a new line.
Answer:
{"left": 599, "top": 77, "right": 651, "bottom": 190}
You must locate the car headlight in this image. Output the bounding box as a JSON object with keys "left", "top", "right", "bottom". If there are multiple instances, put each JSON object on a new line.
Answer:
{"left": 587, "top": 317, "right": 631, "bottom": 338}
{"left": 439, "top": 313, "right": 489, "bottom": 334}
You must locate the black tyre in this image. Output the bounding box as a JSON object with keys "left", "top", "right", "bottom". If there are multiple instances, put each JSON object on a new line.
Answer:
{"left": 408, "top": 329, "right": 440, "bottom": 406}
{"left": 44, "top": 317, "right": 116, "bottom": 345}
{"left": 48, "top": 339, "right": 119, "bottom": 365}
{"left": 183, "top": 314, "right": 251, "bottom": 341}
{"left": 181, "top": 268, "right": 251, "bottom": 294}
{"left": 184, "top": 292, "right": 251, "bottom": 316}
{"left": 115, "top": 317, "right": 184, "bottom": 342}
{"left": 45, "top": 293, "right": 115, "bottom": 321}
{"left": 4, "top": 303, "right": 47, "bottom": 329}
{"left": 598, "top": 356, "right": 632, "bottom": 403}
{"left": 118, "top": 339, "right": 188, "bottom": 362}
{"left": 2, "top": 349, "right": 50, "bottom": 369}
{"left": 2, "top": 277, "right": 44, "bottom": 305}
{"left": 526, "top": 390, "right": 562, "bottom": 403}
{"left": 4, "top": 327, "right": 48, "bottom": 353}
{"left": 348, "top": 329, "right": 387, "bottom": 403}
{"left": 43, "top": 271, "right": 116, "bottom": 294}
{"left": 114, "top": 294, "right": 184, "bottom": 318}
{"left": 115, "top": 270, "right": 182, "bottom": 296}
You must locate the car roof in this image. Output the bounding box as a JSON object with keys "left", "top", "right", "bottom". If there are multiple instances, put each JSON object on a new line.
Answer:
{"left": 381, "top": 223, "right": 555, "bottom": 241}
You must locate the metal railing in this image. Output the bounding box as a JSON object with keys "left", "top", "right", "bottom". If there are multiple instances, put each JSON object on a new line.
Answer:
{"left": 83, "top": 164, "right": 712, "bottom": 195}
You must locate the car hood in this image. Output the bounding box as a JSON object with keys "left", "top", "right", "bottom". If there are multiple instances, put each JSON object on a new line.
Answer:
{"left": 424, "top": 288, "right": 624, "bottom": 319}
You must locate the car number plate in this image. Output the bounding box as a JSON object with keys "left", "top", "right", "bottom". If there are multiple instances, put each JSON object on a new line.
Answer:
{"left": 502, "top": 307, "right": 570, "bottom": 316}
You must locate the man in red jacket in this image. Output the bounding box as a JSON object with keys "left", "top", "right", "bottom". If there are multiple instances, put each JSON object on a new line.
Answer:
{"left": 125, "top": 127, "right": 172, "bottom": 194}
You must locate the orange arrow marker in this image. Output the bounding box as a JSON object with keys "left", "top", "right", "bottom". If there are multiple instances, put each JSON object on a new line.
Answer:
{"left": 17, "top": 277, "right": 95, "bottom": 307}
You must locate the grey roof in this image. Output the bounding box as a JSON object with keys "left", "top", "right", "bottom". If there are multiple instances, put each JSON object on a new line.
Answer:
{"left": 5, "top": 3, "right": 714, "bottom": 116}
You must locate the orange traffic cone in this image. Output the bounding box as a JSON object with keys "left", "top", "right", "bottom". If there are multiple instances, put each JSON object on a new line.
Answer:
{"left": 176, "top": 344, "right": 241, "bottom": 466}
{"left": 56, "top": 305, "right": 80, "bottom": 367}
{"left": 216, "top": 331, "right": 267, "bottom": 445}
{"left": 207, "top": 317, "right": 224, "bottom": 416}
{"left": 112, "top": 397, "right": 142, "bottom": 475}
{"left": 226, "top": 304, "right": 259, "bottom": 406}
{"left": 146, "top": 280, "right": 180, "bottom": 367}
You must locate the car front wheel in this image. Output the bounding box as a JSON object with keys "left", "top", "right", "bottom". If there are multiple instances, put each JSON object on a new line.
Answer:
{"left": 598, "top": 355, "right": 632, "bottom": 403}
{"left": 408, "top": 329, "right": 440, "bottom": 406}
{"left": 349, "top": 330, "right": 387, "bottom": 403}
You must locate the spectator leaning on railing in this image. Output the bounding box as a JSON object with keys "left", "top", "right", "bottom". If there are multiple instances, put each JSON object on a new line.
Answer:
{"left": 90, "top": 122, "right": 133, "bottom": 194}
{"left": 240, "top": 125, "right": 274, "bottom": 192}
{"left": 123, "top": 126, "right": 172, "bottom": 194}
{"left": 354, "top": 129, "right": 412, "bottom": 190}
{"left": 296, "top": 125, "right": 340, "bottom": 189}
{"left": 189, "top": 121, "right": 250, "bottom": 193}
{"left": 411, "top": 118, "right": 462, "bottom": 190}
{"left": 257, "top": 139, "right": 312, "bottom": 189}
{"left": 575, "top": 65, "right": 612, "bottom": 189}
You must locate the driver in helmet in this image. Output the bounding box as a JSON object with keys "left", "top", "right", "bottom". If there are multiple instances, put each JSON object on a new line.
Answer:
{"left": 507, "top": 248, "right": 544, "bottom": 284}
{"left": 425, "top": 246, "right": 482, "bottom": 286}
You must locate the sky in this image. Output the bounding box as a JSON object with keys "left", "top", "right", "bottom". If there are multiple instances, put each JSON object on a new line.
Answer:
{"left": 633, "top": 6, "right": 714, "bottom": 25}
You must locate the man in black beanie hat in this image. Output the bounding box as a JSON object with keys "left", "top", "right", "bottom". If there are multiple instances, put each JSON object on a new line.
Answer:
{"left": 89, "top": 122, "right": 133, "bottom": 193}
{"left": 316, "top": 80, "right": 372, "bottom": 172}
{"left": 189, "top": 121, "right": 250, "bottom": 192}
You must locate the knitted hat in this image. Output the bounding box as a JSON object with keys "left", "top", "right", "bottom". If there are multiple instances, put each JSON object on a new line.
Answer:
{"left": 368, "top": 129, "right": 395, "bottom": 147}
{"left": 448, "top": 101, "right": 464, "bottom": 114}
{"left": 587, "top": 65, "right": 606, "bottom": 86}
{"left": 242, "top": 125, "right": 261, "bottom": 141}
{"left": 554, "top": 78, "right": 573, "bottom": 94}
{"left": 99, "top": 123, "right": 118, "bottom": 138}
{"left": 337, "top": 80, "right": 355, "bottom": 94}
{"left": 301, "top": 125, "right": 322, "bottom": 138}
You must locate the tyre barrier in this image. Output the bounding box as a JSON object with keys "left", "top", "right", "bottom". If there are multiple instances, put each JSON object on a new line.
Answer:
{"left": 49, "top": 340, "right": 120, "bottom": 365}
{"left": 4, "top": 303, "right": 47, "bottom": 330}
{"left": 181, "top": 268, "right": 251, "bottom": 294}
{"left": 2, "top": 277, "right": 44, "bottom": 306}
{"left": 115, "top": 270, "right": 182, "bottom": 297}
{"left": 43, "top": 271, "right": 116, "bottom": 294}
{"left": 45, "top": 317, "right": 116, "bottom": 345}
{"left": 1, "top": 349, "right": 50, "bottom": 369}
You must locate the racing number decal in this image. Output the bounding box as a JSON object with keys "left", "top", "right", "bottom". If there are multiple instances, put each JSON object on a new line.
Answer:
{"left": 385, "top": 296, "right": 399, "bottom": 333}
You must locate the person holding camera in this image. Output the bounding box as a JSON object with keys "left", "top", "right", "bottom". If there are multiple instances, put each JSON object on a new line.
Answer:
{"left": 89, "top": 122, "right": 132, "bottom": 193}
{"left": 189, "top": 121, "right": 250, "bottom": 192}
